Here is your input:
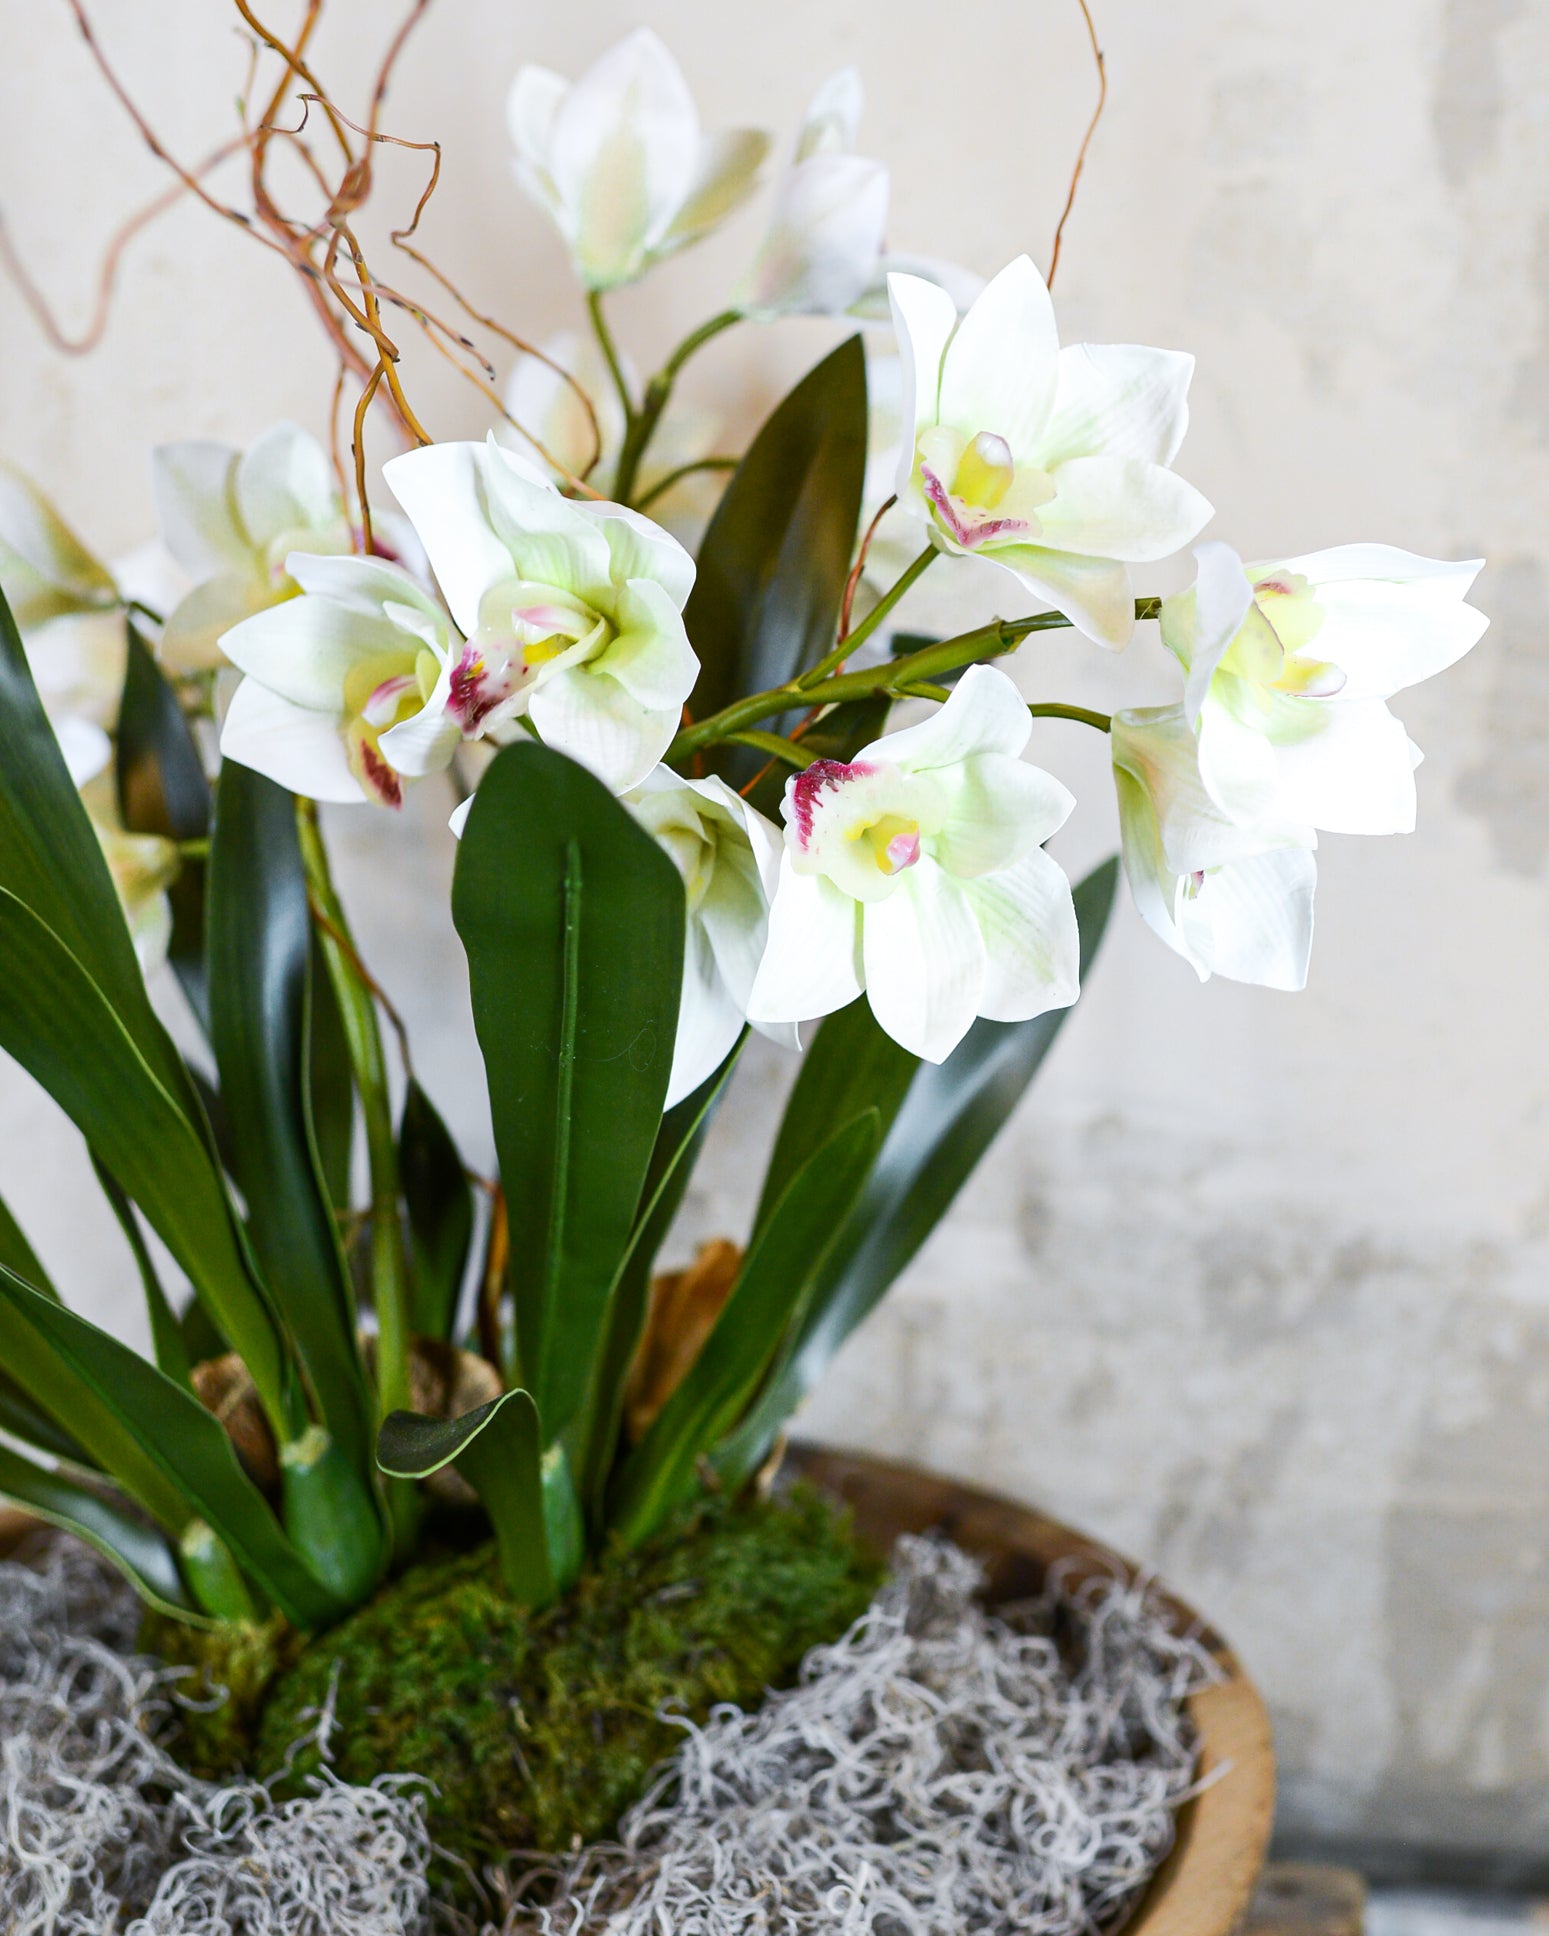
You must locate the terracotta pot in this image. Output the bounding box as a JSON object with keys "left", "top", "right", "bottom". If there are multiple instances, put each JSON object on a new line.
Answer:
{"left": 0, "top": 1450, "right": 1273, "bottom": 1935}
{"left": 783, "top": 1444, "right": 1276, "bottom": 1936}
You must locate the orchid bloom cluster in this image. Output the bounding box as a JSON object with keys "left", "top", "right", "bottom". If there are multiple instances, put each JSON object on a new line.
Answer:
{"left": 2, "top": 29, "right": 1486, "bottom": 1109}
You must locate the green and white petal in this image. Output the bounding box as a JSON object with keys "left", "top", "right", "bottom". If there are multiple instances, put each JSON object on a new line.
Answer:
{"left": 887, "top": 271, "right": 959, "bottom": 484}
{"left": 528, "top": 660, "right": 674, "bottom": 792}
{"left": 936, "top": 256, "right": 1061, "bottom": 467}
{"left": 219, "top": 585, "right": 410, "bottom": 712}
{"left": 1168, "top": 540, "right": 1255, "bottom": 725}
{"left": 962, "top": 845, "right": 1081, "bottom": 1023}
{"left": 162, "top": 570, "right": 269, "bottom": 673}
{"left": 867, "top": 662, "right": 1032, "bottom": 770}
{"left": 600, "top": 576, "right": 699, "bottom": 709}
{"left": 664, "top": 127, "right": 770, "bottom": 249}
{"left": 985, "top": 544, "right": 1137, "bottom": 649}
{"left": 1195, "top": 682, "right": 1283, "bottom": 824}
{"left": 1035, "top": 453, "right": 1213, "bottom": 563}
{"left": 931, "top": 752, "right": 1075, "bottom": 877}
{"left": 507, "top": 63, "right": 569, "bottom": 185}
{"left": 0, "top": 461, "right": 117, "bottom": 625}
{"left": 579, "top": 499, "right": 696, "bottom": 608}
{"left": 383, "top": 442, "right": 538, "bottom": 636}
{"left": 235, "top": 421, "right": 339, "bottom": 549}
{"left": 1112, "top": 703, "right": 1311, "bottom": 876}
{"left": 55, "top": 715, "right": 112, "bottom": 788}
{"left": 150, "top": 441, "right": 248, "bottom": 580}
{"left": 220, "top": 678, "right": 364, "bottom": 803}
{"left": 738, "top": 153, "right": 889, "bottom": 320}
{"left": 285, "top": 551, "right": 446, "bottom": 629}
{"left": 1294, "top": 567, "right": 1488, "bottom": 701}
{"left": 1181, "top": 845, "right": 1316, "bottom": 991}
{"left": 860, "top": 861, "right": 986, "bottom": 1062}
{"left": 377, "top": 659, "right": 464, "bottom": 780}
{"left": 748, "top": 862, "right": 866, "bottom": 1028}
{"left": 1269, "top": 696, "right": 1417, "bottom": 835}
{"left": 1037, "top": 344, "right": 1195, "bottom": 469}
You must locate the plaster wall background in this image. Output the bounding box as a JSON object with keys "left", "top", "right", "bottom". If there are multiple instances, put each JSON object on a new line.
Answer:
{"left": 2, "top": 0, "right": 1546, "bottom": 1871}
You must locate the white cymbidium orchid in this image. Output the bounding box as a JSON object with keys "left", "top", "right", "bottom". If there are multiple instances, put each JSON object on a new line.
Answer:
{"left": 95, "top": 823, "right": 180, "bottom": 976}
{"left": 737, "top": 70, "right": 889, "bottom": 321}
{"left": 889, "top": 256, "right": 1212, "bottom": 649}
{"left": 219, "top": 556, "right": 465, "bottom": 808}
{"left": 747, "top": 664, "right": 1079, "bottom": 1062}
{"left": 151, "top": 422, "right": 355, "bottom": 672}
{"left": 1162, "top": 540, "right": 1488, "bottom": 837}
{"left": 0, "top": 461, "right": 118, "bottom": 632}
{"left": 1111, "top": 704, "right": 1317, "bottom": 991}
{"left": 626, "top": 768, "right": 794, "bottom": 1107}
{"left": 382, "top": 439, "right": 699, "bottom": 794}
{"left": 508, "top": 30, "right": 769, "bottom": 292}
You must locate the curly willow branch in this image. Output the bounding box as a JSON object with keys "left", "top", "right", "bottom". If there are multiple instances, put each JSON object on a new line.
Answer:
{"left": 1047, "top": 0, "right": 1108, "bottom": 288}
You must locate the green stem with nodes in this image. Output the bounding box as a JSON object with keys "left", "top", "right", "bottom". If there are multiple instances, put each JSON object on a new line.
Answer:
{"left": 612, "top": 308, "right": 742, "bottom": 507}
{"left": 294, "top": 803, "right": 412, "bottom": 1433}
{"left": 668, "top": 596, "right": 1160, "bottom": 766}
{"left": 1026, "top": 702, "right": 1113, "bottom": 732}
{"left": 585, "top": 288, "right": 635, "bottom": 422}
{"left": 633, "top": 454, "right": 739, "bottom": 512}
{"left": 727, "top": 728, "right": 821, "bottom": 769}
{"left": 799, "top": 546, "right": 937, "bottom": 690}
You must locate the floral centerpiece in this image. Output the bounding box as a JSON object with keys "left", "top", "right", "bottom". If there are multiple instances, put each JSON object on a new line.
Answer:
{"left": 0, "top": 11, "right": 1486, "bottom": 1927}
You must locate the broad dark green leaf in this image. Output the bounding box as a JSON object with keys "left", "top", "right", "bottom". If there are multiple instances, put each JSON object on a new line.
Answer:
{"left": 0, "top": 1366, "right": 93, "bottom": 1464}
{"left": 116, "top": 620, "right": 211, "bottom": 1030}
{"left": 208, "top": 762, "right": 370, "bottom": 1469}
{"left": 0, "top": 586, "right": 194, "bottom": 1112}
{"left": 571, "top": 1035, "right": 746, "bottom": 1520}
{"left": 0, "top": 1443, "right": 201, "bottom": 1622}
{"left": 684, "top": 336, "right": 869, "bottom": 785}
{"left": 721, "top": 859, "right": 1119, "bottom": 1485}
{"left": 379, "top": 1388, "right": 555, "bottom": 1607}
{"left": 0, "top": 1262, "right": 344, "bottom": 1630}
{"left": 400, "top": 1080, "right": 472, "bottom": 1343}
{"left": 609, "top": 1109, "right": 880, "bottom": 1546}
{"left": 91, "top": 1152, "right": 192, "bottom": 1390}
{"left": 452, "top": 744, "right": 685, "bottom": 1441}
{"left": 0, "top": 1184, "right": 55, "bottom": 1299}
{"left": 0, "top": 886, "right": 291, "bottom": 1426}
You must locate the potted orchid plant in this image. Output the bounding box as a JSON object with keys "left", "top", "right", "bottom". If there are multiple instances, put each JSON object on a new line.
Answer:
{"left": 0, "top": 15, "right": 1486, "bottom": 1933}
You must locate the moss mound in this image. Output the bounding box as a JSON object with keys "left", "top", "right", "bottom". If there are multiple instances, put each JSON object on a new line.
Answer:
{"left": 246, "top": 1485, "right": 878, "bottom": 1870}
{"left": 141, "top": 1608, "right": 302, "bottom": 1778}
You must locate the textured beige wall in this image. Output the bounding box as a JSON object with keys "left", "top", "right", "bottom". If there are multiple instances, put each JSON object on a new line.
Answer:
{"left": 3, "top": 0, "right": 1547, "bottom": 1871}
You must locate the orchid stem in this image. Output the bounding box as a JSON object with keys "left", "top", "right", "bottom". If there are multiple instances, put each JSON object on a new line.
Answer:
{"left": 667, "top": 596, "right": 1159, "bottom": 765}
{"left": 800, "top": 546, "right": 936, "bottom": 689}
{"left": 633, "top": 454, "right": 739, "bottom": 512}
{"left": 295, "top": 801, "right": 414, "bottom": 1452}
{"left": 1027, "top": 701, "right": 1112, "bottom": 732}
{"left": 613, "top": 308, "right": 741, "bottom": 507}
{"left": 585, "top": 288, "right": 634, "bottom": 422}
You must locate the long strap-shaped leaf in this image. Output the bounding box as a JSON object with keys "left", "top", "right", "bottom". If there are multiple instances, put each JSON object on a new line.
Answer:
{"left": 609, "top": 1108, "right": 881, "bottom": 1547}
{"left": 0, "top": 1442, "right": 201, "bottom": 1622}
{"left": 116, "top": 620, "right": 212, "bottom": 1032}
{"left": 685, "top": 335, "right": 869, "bottom": 789}
{"left": 400, "top": 1079, "right": 473, "bottom": 1343}
{"left": 91, "top": 1153, "right": 192, "bottom": 1389}
{"left": 720, "top": 859, "right": 1119, "bottom": 1488}
{"left": 0, "top": 887, "right": 293, "bottom": 1430}
{"left": 452, "top": 744, "right": 685, "bottom": 1441}
{"left": 0, "top": 1184, "right": 55, "bottom": 1298}
{"left": 0, "top": 1264, "right": 344, "bottom": 1630}
{"left": 0, "top": 585, "right": 195, "bottom": 1114}
{"left": 379, "top": 1389, "right": 556, "bottom": 1607}
{"left": 207, "top": 764, "right": 370, "bottom": 1468}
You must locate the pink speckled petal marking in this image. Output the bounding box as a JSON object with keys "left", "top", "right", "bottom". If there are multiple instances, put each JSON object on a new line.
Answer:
{"left": 448, "top": 647, "right": 514, "bottom": 732}
{"left": 920, "top": 463, "right": 1031, "bottom": 551}
{"left": 788, "top": 757, "right": 876, "bottom": 850}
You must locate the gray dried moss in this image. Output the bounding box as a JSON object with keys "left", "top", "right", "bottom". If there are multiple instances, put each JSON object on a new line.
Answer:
{"left": 1, "top": 1526, "right": 1219, "bottom": 1936}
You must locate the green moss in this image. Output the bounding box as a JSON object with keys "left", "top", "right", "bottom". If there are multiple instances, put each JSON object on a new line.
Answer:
{"left": 140, "top": 1607, "right": 300, "bottom": 1778}
{"left": 247, "top": 1485, "right": 878, "bottom": 1871}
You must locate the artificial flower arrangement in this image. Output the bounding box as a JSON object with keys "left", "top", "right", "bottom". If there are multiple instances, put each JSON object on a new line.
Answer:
{"left": 0, "top": 14, "right": 1486, "bottom": 1926}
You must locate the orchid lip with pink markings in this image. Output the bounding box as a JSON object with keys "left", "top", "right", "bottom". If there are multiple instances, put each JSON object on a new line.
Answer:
{"left": 919, "top": 464, "right": 1031, "bottom": 550}
{"left": 788, "top": 757, "right": 876, "bottom": 850}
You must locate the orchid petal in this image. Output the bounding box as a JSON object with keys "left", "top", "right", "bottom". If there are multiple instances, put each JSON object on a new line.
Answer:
{"left": 860, "top": 861, "right": 986, "bottom": 1062}
{"left": 235, "top": 422, "right": 338, "bottom": 547}
{"left": 739, "top": 154, "right": 889, "bottom": 320}
{"left": 577, "top": 499, "right": 695, "bottom": 607}
{"left": 150, "top": 442, "right": 247, "bottom": 579}
{"left": 603, "top": 577, "right": 699, "bottom": 709}
{"left": 795, "top": 68, "right": 864, "bottom": 160}
{"left": 665, "top": 127, "right": 770, "bottom": 247}
{"left": 1036, "top": 453, "right": 1213, "bottom": 563}
{"left": 864, "top": 661, "right": 1031, "bottom": 769}
{"left": 528, "top": 662, "right": 672, "bottom": 793}
{"left": 55, "top": 715, "right": 112, "bottom": 789}
{"left": 747, "top": 863, "right": 864, "bottom": 1027}
{"left": 887, "top": 271, "right": 959, "bottom": 489}
{"left": 984, "top": 544, "right": 1137, "bottom": 649}
{"left": 1269, "top": 696, "right": 1417, "bottom": 835}
{"left": 1038, "top": 344, "right": 1195, "bottom": 468}
{"left": 1185, "top": 845, "right": 1316, "bottom": 990}
{"left": 219, "top": 584, "right": 410, "bottom": 711}
{"left": 507, "top": 64, "right": 568, "bottom": 172}
{"left": 932, "top": 753, "right": 1075, "bottom": 876}
{"left": 1290, "top": 566, "right": 1488, "bottom": 700}
{"left": 0, "top": 462, "right": 117, "bottom": 623}
{"left": 220, "top": 678, "right": 363, "bottom": 803}
{"left": 962, "top": 845, "right": 1081, "bottom": 1022}
{"left": 937, "top": 256, "right": 1060, "bottom": 467}
{"left": 161, "top": 570, "right": 267, "bottom": 674}
{"left": 666, "top": 921, "right": 749, "bottom": 1108}
{"left": 1171, "top": 539, "right": 1255, "bottom": 724}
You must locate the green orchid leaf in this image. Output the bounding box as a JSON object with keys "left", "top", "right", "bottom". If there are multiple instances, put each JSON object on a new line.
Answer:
{"left": 720, "top": 858, "right": 1119, "bottom": 1486}
{"left": 115, "top": 619, "right": 211, "bottom": 1031}
{"left": 0, "top": 886, "right": 292, "bottom": 1429}
{"left": 609, "top": 1108, "right": 880, "bottom": 1547}
{"left": 0, "top": 584, "right": 196, "bottom": 1114}
{"left": 571, "top": 1034, "right": 746, "bottom": 1520}
{"left": 90, "top": 1152, "right": 192, "bottom": 1390}
{"left": 305, "top": 931, "right": 355, "bottom": 1219}
{"left": 684, "top": 335, "right": 868, "bottom": 785}
{"left": 400, "top": 1079, "right": 472, "bottom": 1343}
{"left": 0, "top": 1365, "right": 93, "bottom": 1465}
{"left": 0, "top": 1262, "right": 343, "bottom": 1630}
{"left": 378, "top": 1388, "right": 555, "bottom": 1607}
{"left": 452, "top": 743, "right": 685, "bottom": 1442}
{"left": 208, "top": 762, "right": 370, "bottom": 1470}
{"left": 0, "top": 1184, "right": 55, "bottom": 1300}
{"left": 0, "top": 1443, "right": 203, "bottom": 1623}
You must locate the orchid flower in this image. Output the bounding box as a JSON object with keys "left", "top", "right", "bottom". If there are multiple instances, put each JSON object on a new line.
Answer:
{"left": 0, "top": 461, "right": 118, "bottom": 632}
{"left": 626, "top": 768, "right": 794, "bottom": 1106}
{"left": 1162, "top": 540, "right": 1488, "bottom": 836}
{"left": 219, "top": 555, "right": 463, "bottom": 808}
{"left": 736, "top": 70, "right": 889, "bottom": 321}
{"left": 1111, "top": 704, "right": 1316, "bottom": 990}
{"left": 95, "top": 822, "right": 181, "bottom": 976}
{"left": 747, "top": 665, "right": 1079, "bottom": 1061}
{"left": 508, "top": 30, "right": 769, "bottom": 291}
{"left": 889, "top": 256, "right": 1212, "bottom": 648}
{"left": 151, "top": 423, "right": 356, "bottom": 672}
{"left": 383, "top": 439, "right": 698, "bottom": 794}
